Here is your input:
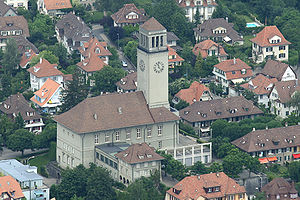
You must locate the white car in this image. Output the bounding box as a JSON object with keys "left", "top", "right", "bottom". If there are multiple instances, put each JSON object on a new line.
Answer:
{"left": 122, "top": 60, "right": 128, "bottom": 67}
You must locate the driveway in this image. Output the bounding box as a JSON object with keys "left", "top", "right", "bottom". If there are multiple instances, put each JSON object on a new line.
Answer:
{"left": 92, "top": 25, "right": 136, "bottom": 72}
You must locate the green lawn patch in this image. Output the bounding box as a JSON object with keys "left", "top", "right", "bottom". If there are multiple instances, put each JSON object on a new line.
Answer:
{"left": 243, "top": 35, "right": 254, "bottom": 48}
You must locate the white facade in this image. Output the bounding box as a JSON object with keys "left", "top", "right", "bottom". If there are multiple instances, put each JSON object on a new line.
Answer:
{"left": 29, "top": 73, "right": 63, "bottom": 91}
{"left": 281, "top": 67, "right": 297, "bottom": 81}
{"left": 252, "top": 43, "right": 289, "bottom": 64}
{"left": 4, "top": 0, "right": 28, "bottom": 9}
{"left": 182, "top": 1, "right": 217, "bottom": 23}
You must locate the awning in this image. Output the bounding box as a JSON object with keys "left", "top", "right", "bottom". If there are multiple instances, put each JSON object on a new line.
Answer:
{"left": 267, "top": 157, "right": 277, "bottom": 162}
{"left": 259, "top": 158, "right": 269, "bottom": 164}
{"left": 223, "top": 36, "right": 232, "bottom": 42}
{"left": 293, "top": 153, "right": 300, "bottom": 159}
{"left": 231, "top": 78, "right": 245, "bottom": 84}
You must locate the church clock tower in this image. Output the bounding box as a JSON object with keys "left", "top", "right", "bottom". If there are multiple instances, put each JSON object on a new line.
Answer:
{"left": 137, "top": 17, "right": 169, "bottom": 109}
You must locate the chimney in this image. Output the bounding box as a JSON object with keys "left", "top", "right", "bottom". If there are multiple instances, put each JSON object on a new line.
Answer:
{"left": 233, "top": 57, "right": 236, "bottom": 65}
{"left": 41, "top": 91, "right": 44, "bottom": 96}
{"left": 39, "top": 57, "right": 42, "bottom": 64}
{"left": 197, "top": 175, "right": 200, "bottom": 180}
{"left": 285, "top": 122, "right": 288, "bottom": 127}
{"left": 226, "top": 17, "right": 228, "bottom": 22}
{"left": 266, "top": 126, "right": 268, "bottom": 130}
{"left": 252, "top": 127, "right": 256, "bottom": 132}
{"left": 216, "top": 172, "right": 219, "bottom": 177}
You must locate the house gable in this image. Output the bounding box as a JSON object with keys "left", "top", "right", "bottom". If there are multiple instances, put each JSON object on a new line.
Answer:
{"left": 126, "top": 11, "right": 139, "bottom": 19}
{"left": 281, "top": 67, "right": 297, "bottom": 81}
{"left": 213, "top": 27, "right": 226, "bottom": 34}
{"left": 268, "top": 35, "right": 281, "bottom": 44}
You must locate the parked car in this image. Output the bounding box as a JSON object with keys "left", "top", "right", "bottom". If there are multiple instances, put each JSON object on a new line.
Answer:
{"left": 122, "top": 60, "right": 128, "bottom": 67}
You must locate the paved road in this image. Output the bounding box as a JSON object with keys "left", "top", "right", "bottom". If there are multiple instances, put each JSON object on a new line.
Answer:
{"left": 0, "top": 147, "right": 48, "bottom": 160}
{"left": 92, "top": 25, "right": 136, "bottom": 72}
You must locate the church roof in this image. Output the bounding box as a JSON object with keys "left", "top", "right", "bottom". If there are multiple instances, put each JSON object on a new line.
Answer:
{"left": 140, "top": 17, "right": 166, "bottom": 31}
{"left": 54, "top": 91, "right": 179, "bottom": 134}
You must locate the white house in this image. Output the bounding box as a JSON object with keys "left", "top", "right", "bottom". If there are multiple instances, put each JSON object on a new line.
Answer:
{"left": 37, "top": 0, "right": 72, "bottom": 17}
{"left": 251, "top": 26, "right": 291, "bottom": 63}
{"left": 0, "top": 159, "right": 49, "bottom": 200}
{"left": 27, "top": 58, "right": 64, "bottom": 91}
{"left": 269, "top": 80, "right": 300, "bottom": 118}
{"left": 177, "top": 0, "right": 218, "bottom": 23}
{"left": 31, "top": 78, "right": 63, "bottom": 114}
{"left": 4, "top": 0, "right": 29, "bottom": 9}
{"left": 261, "top": 60, "right": 297, "bottom": 82}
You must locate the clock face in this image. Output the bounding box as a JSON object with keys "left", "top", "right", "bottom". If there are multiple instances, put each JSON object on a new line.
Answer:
{"left": 153, "top": 61, "right": 164, "bottom": 73}
{"left": 139, "top": 59, "right": 145, "bottom": 72}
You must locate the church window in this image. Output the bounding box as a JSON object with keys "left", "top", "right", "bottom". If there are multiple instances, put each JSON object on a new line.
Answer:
{"left": 160, "top": 36, "right": 163, "bottom": 46}
{"left": 126, "top": 131, "right": 131, "bottom": 140}
{"left": 152, "top": 37, "right": 155, "bottom": 48}
{"left": 158, "top": 125, "right": 162, "bottom": 136}
{"left": 115, "top": 131, "right": 120, "bottom": 141}
{"left": 105, "top": 132, "right": 110, "bottom": 142}
{"left": 137, "top": 128, "right": 141, "bottom": 139}
{"left": 156, "top": 36, "right": 159, "bottom": 47}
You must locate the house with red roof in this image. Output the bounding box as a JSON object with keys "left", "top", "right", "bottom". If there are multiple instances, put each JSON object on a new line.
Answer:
{"left": 173, "top": 81, "right": 212, "bottom": 105}
{"left": 79, "top": 37, "right": 112, "bottom": 65}
{"left": 111, "top": 4, "right": 148, "bottom": 27}
{"left": 19, "top": 49, "right": 37, "bottom": 69}
{"left": 37, "top": 0, "right": 72, "bottom": 17}
{"left": 213, "top": 58, "right": 253, "bottom": 94}
{"left": 76, "top": 53, "right": 108, "bottom": 86}
{"left": 0, "top": 176, "right": 24, "bottom": 200}
{"left": 165, "top": 172, "right": 247, "bottom": 200}
{"left": 31, "top": 78, "right": 63, "bottom": 114}
{"left": 193, "top": 39, "right": 227, "bottom": 62}
{"left": 168, "top": 46, "right": 184, "bottom": 69}
{"left": 251, "top": 26, "right": 291, "bottom": 63}
{"left": 241, "top": 74, "right": 277, "bottom": 108}
{"left": 177, "top": 0, "right": 217, "bottom": 23}
{"left": 27, "top": 58, "right": 64, "bottom": 91}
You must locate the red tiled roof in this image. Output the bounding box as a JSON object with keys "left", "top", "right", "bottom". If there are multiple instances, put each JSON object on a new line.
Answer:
{"left": 241, "top": 74, "right": 277, "bottom": 95}
{"left": 214, "top": 58, "right": 253, "bottom": 80}
{"left": 167, "top": 172, "right": 246, "bottom": 200}
{"left": 19, "top": 49, "right": 37, "bottom": 68}
{"left": 0, "top": 176, "right": 24, "bottom": 199}
{"left": 193, "top": 39, "right": 227, "bottom": 59}
{"left": 175, "top": 81, "right": 211, "bottom": 104}
{"left": 111, "top": 3, "right": 148, "bottom": 25}
{"left": 115, "top": 143, "right": 164, "bottom": 164}
{"left": 27, "top": 58, "right": 63, "bottom": 78}
{"left": 250, "top": 26, "right": 291, "bottom": 47}
{"left": 80, "top": 37, "right": 112, "bottom": 58}
{"left": 77, "top": 53, "right": 107, "bottom": 72}
{"left": 43, "top": 0, "right": 72, "bottom": 10}
{"left": 31, "top": 78, "right": 61, "bottom": 107}
{"left": 168, "top": 46, "right": 184, "bottom": 63}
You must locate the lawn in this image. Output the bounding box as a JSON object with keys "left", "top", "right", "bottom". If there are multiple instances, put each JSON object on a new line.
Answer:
{"left": 243, "top": 35, "right": 254, "bottom": 48}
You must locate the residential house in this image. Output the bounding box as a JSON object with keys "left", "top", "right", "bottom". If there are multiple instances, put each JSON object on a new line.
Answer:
{"left": 232, "top": 125, "right": 300, "bottom": 165}
{"left": 177, "top": 0, "right": 218, "bottom": 23}
{"left": 27, "top": 58, "right": 63, "bottom": 91}
{"left": 37, "top": 0, "right": 72, "bottom": 17}
{"left": 76, "top": 53, "right": 107, "bottom": 86}
{"left": 31, "top": 78, "right": 63, "bottom": 114}
{"left": 4, "top": 0, "right": 29, "bottom": 9}
{"left": 261, "top": 60, "right": 297, "bottom": 82}
{"left": 55, "top": 12, "right": 91, "bottom": 54}
{"left": 194, "top": 18, "right": 244, "bottom": 45}
{"left": 269, "top": 80, "right": 300, "bottom": 118}
{"left": 19, "top": 49, "right": 37, "bottom": 68}
{"left": 111, "top": 4, "right": 148, "bottom": 27}
{"left": 241, "top": 74, "right": 278, "bottom": 108}
{"left": 55, "top": 17, "right": 212, "bottom": 170}
{"left": 116, "top": 72, "right": 137, "bottom": 93}
{"left": 96, "top": 142, "right": 164, "bottom": 184}
{"left": 0, "top": 159, "right": 49, "bottom": 200}
{"left": 165, "top": 172, "right": 247, "bottom": 200}
{"left": 0, "top": 1, "right": 17, "bottom": 17}
{"left": 167, "top": 32, "right": 181, "bottom": 51}
{"left": 251, "top": 26, "right": 290, "bottom": 63}
{"left": 213, "top": 58, "right": 253, "bottom": 94}
{"left": 79, "top": 37, "right": 112, "bottom": 64}
{"left": 0, "top": 94, "right": 45, "bottom": 133}
{"left": 173, "top": 81, "right": 212, "bottom": 105}
{"left": 180, "top": 96, "right": 263, "bottom": 138}
{"left": 168, "top": 45, "right": 184, "bottom": 69}
{"left": 262, "top": 177, "right": 299, "bottom": 200}
{"left": 0, "top": 176, "right": 24, "bottom": 200}
{"left": 0, "top": 16, "right": 30, "bottom": 50}
{"left": 15, "top": 36, "right": 38, "bottom": 54}
{"left": 193, "top": 39, "right": 227, "bottom": 62}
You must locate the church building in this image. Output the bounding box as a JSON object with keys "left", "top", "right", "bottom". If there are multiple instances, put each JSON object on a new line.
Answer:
{"left": 55, "top": 18, "right": 212, "bottom": 177}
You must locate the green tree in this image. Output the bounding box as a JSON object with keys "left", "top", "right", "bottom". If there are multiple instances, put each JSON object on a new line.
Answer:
{"left": 194, "top": 8, "right": 201, "bottom": 26}
{"left": 61, "top": 72, "right": 88, "bottom": 112}
{"left": 160, "top": 152, "right": 186, "bottom": 180}
{"left": 222, "top": 149, "right": 244, "bottom": 177}
{"left": 190, "top": 161, "right": 208, "bottom": 175}
{"left": 288, "top": 161, "right": 300, "bottom": 182}
{"left": 6, "top": 129, "right": 34, "bottom": 156}
{"left": 93, "top": 65, "right": 125, "bottom": 94}
{"left": 287, "top": 91, "right": 300, "bottom": 116}
{"left": 208, "top": 162, "right": 223, "bottom": 173}
{"left": 124, "top": 40, "right": 138, "bottom": 66}
{"left": 2, "top": 39, "right": 21, "bottom": 75}
{"left": 0, "top": 115, "right": 16, "bottom": 145}
{"left": 15, "top": 112, "right": 24, "bottom": 129}
{"left": 86, "top": 165, "right": 117, "bottom": 200}
{"left": 30, "top": 50, "right": 59, "bottom": 66}
{"left": 244, "top": 154, "right": 261, "bottom": 177}
{"left": 175, "top": 100, "right": 189, "bottom": 110}
{"left": 211, "top": 120, "right": 228, "bottom": 138}
{"left": 169, "top": 78, "right": 191, "bottom": 96}
{"left": 33, "top": 123, "right": 57, "bottom": 149}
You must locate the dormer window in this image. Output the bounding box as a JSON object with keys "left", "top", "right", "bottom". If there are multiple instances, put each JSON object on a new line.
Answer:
{"left": 208, "top": 188, "right": 212, "bottom": 193}
{"left": 173, "top": 188, "right": 181, "bottom": 195}
{"left": 95, "top": 48, "right": 100, "bottom": 54}
{"left": 215, "top": 186, "right": 220, "bottom": 192}
{"left": 241, "top": 69, "right": 246, "bottom": 75}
